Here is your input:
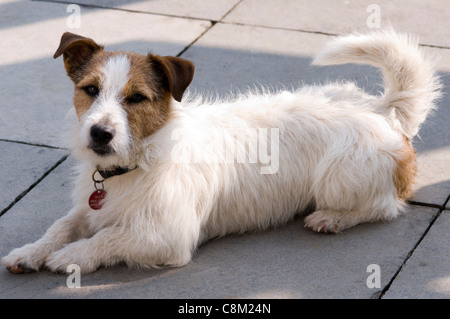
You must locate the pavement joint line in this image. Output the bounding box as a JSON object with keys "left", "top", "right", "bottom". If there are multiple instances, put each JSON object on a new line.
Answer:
{"left": 219, "top": 0, "right": 245, "bottom": 21}
{"left": 407, "top": 200, "right": 445, "bottom": 210}
{"left": 379, "top": 205, "right": 443, "bottom": 298}
{"left": 176, "top": 0, "right": 244, "bottom": 57}
{"left": 176, "top": 21, "right": 217, "bottom": 58}
{"left": 0, "top": 138, "right": 68, "bottom": 151}
{"left": 0, "top": 154, "right": 69, "bottom": 219}
{"left": 420, "top": 43, "right": 450, "bottom": 50}
{"left": 30, "top": 0, "right": 450, "bottom": 51}
{"left": 221, "top": 21, "right": 339, "bottom": 37}
{"left": 444, "top": 194, "right": 450, "bottom": 210}
{"left": 378, "top": 196, "right": 450, "bottom": 296}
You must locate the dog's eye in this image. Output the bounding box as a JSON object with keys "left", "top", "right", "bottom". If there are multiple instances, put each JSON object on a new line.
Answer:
{"left": 127, "top": 93, "right": 147, "bottom": 104}
{"left": 83, "top": 85, "right": 99, "bottom": 97}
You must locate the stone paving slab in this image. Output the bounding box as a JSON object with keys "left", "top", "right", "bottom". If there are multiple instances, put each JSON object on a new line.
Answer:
{"left": 224, "top": 0, "right": 450, "bottom": 48}
{"left": 0, "top": 154, "right": 439, "bottom": 298}
{"left": 413, "top": 151, "right": 450, "bottom": 207}
{"left": 0, "top": 0, "right": 211, "bottom": 148}
{"left": 410, "top": 57, "right": 450, "bottom": 207}
{"left": 0, "top": 156, "right": 75, "bottom": 298}
{"left": 384, "top": 210, "right": 450, "bottom": 298}
{"left": 44, "top": 0, "right": 241, "bottom": 21}
{"left": 0, "top": 141, "right": 68, "bottom": 215}
{"left": 0, "top": 156, "right": 75, "bottom": 247}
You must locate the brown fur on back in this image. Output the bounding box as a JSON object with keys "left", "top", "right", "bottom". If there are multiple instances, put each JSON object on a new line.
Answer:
{"left": 394, "top": 136, "right": 417, "bottom": 200}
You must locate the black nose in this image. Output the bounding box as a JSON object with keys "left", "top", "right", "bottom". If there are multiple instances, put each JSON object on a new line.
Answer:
{"left": 90, "top": 124, "right": 114, "bottom": 146}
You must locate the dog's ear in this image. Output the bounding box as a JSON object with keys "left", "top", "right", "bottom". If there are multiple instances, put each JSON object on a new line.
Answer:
{"left": 53, "top": 32, "right": 103, "bottom": 80}
{"left": 151, "top": 55, "right": 195, "bottom": 102}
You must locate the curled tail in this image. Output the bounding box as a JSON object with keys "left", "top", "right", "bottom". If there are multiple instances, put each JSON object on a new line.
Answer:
{"left": 312, "top": 30, "right": 441, "bottom": 139}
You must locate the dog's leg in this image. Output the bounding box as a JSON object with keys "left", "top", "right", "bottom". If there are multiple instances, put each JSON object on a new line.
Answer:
{"left": 2, "top": 207, "right": 89, "bottom": 273}
{"left": 305, "top": 149, "right": 402, "bottom": 233}
{"left": 45, "top": 226, "right": 124, "bottom": 274}
{"left": 304, "top": 198, "right": 399, "bottom": 233}
{"left": 304, "top": 209, "right": 379, "bottom": 233}
{"left": 45, "top": 224, "right": 196, "bottom": 274}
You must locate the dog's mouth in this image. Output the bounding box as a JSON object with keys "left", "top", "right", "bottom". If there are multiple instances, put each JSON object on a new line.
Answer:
{"left": 89, "top": 144, "right": 115, "bottom": 156}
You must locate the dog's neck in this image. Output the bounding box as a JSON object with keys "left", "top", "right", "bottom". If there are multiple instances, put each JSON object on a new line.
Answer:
{"left": 96, "top": 165, "right": 139, "bottom": 179}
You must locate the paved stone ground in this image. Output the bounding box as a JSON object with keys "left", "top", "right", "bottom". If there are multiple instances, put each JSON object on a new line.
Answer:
{"left": 0, "top": 0, "right": 449, "bottom": 299}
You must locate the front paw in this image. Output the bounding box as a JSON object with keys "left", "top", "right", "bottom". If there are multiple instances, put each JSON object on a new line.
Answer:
{"left": 45, "top": 243, "right": 98, "bottom": 274}
{"left": 304, "top": 210, "right": 341, "bottom": 233}
{"left": 2, "top": 243, "right": 48, "bottom": 274}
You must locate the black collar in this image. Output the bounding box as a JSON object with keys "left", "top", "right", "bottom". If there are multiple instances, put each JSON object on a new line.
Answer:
{"left": 96, "top": 165, "right": 139, "bottom": 179}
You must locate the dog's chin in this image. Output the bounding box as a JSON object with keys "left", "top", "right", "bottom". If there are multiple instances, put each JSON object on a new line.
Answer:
{"left": 90, "top": 145, "right": 115, "bottom": 157}
{"left": 85, "top": 146, "right": 137, "bottom": 171}
{"left": 71, "top": 137, "right": 137, "bottom": 170}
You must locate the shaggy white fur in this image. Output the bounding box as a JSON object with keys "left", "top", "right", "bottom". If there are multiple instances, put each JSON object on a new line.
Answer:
{"left": 3, "top": 30, "right": 440, "bottom": 274}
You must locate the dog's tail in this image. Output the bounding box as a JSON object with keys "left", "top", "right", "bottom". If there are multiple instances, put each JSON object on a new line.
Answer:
{"left": 312, "top": 29, "right": 441, "bottom": 139}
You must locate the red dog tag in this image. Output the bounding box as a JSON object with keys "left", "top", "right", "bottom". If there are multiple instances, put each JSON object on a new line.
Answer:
{"left": 89, "top": 190, "right": 107, "bottom": 210}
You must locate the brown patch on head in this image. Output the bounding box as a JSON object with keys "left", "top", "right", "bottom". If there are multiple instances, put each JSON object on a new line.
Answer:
{"left": 53, "top": 32, "right": 104, "bottom": 82}
{"left": 71, "top": 51, "right": 110, "bottom": 118}
{"left": 151, "top": 55, "right": 195, "bottom": 103}
{"left": 122, "top": 53, "right": 194, "bottom": 141}
{"left": 122, "top": 53, "right": 172, "bottom": 141}
{"left": 72, "top": 87, "right": 95, "bottom": 118}
{"left": 54, "top": 32, "right": 108, "bottom": 118}
{"left": 394, "top": 135, "right": 417, "bottom": 201}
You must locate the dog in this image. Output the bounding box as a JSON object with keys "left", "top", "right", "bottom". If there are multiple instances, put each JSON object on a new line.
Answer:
{"left": 3, "top": 30, "right": 440, "bottom": 274}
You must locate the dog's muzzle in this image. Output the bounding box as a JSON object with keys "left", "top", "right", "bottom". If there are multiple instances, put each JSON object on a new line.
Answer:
{"left": 89, "top": 124, "right": 115, "bottom": 156}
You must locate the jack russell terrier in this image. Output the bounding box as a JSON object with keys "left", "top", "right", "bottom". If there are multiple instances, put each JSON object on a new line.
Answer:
{"left": 3, "top": 30, "right": 440, "bottom": 274}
